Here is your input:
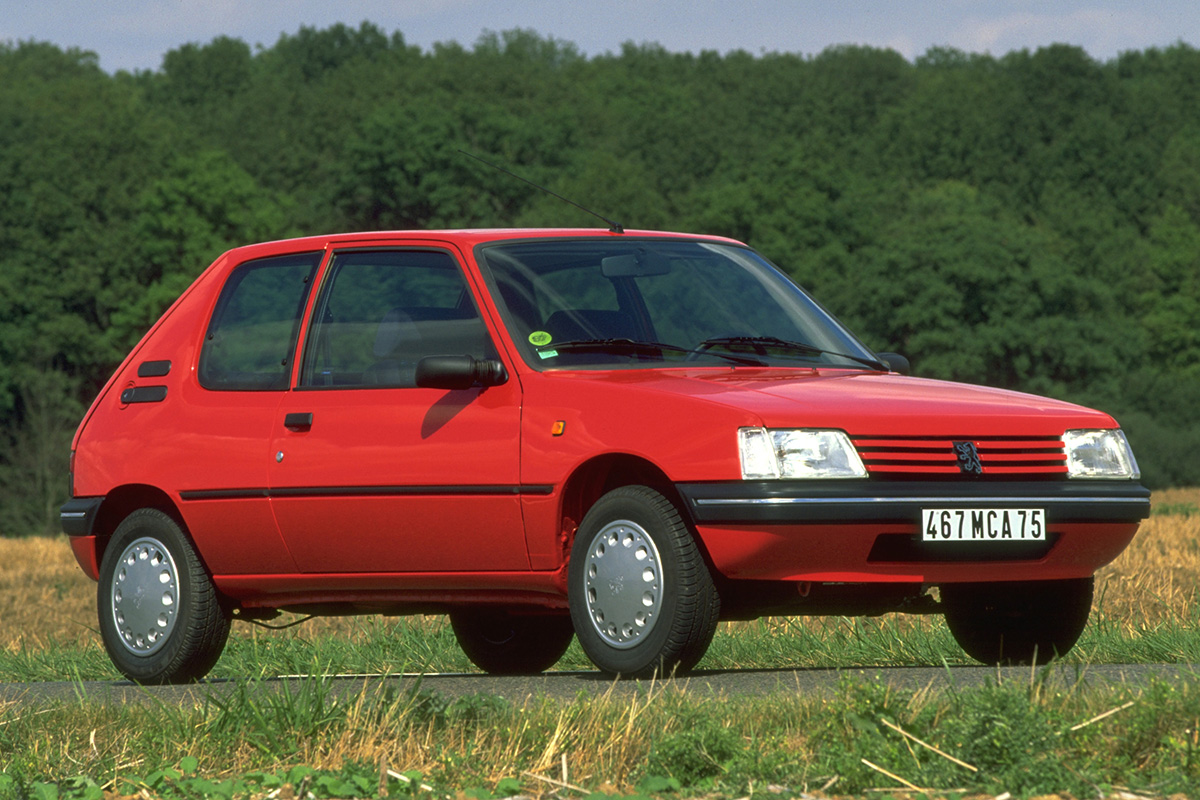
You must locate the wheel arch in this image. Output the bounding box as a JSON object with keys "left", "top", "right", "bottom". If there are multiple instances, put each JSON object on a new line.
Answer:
{"left": 557, "top": 453, "right": 701, "bottom": 557}
{"left": 93, "top": 485, "right": 190, "bottom": 563}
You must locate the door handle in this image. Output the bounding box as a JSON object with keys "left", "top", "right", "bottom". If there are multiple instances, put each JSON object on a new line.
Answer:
{"left": 284, "top": 412, "right": 313, "bottom": 431}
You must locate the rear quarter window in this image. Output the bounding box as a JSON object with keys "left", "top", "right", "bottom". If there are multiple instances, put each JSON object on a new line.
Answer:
{"left": 198, "top": 252, "right": 321, "bottom": 391}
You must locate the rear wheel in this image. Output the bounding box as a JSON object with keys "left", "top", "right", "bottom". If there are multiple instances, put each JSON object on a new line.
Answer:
{"left": 450, "top": 608, "right": 574, "bottom": 674}
{"left": 97, "top": 508, "right": 230, "bottom": 684}
{"left": 941, "top": 577, "right": 1093, "bottom": 666}
{"left": 568, "top": 486, "right": 720, "bottom": 678}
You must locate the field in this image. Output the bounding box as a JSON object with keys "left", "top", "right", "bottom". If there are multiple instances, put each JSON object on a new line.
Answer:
{"left": 1, "top": 492, "right": 1198, "bottom": 799}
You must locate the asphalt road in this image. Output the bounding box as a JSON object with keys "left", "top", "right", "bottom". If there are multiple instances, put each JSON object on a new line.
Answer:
{"left": 2, "top": 663, "right": 1195, "bottom": 707}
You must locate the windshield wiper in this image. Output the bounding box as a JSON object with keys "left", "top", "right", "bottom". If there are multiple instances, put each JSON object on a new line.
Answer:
{"left": 540, "top": 338, "right": 765, "bottom": 366}
{"left": 694, "top": 336, "right": 889, "bottom": 371}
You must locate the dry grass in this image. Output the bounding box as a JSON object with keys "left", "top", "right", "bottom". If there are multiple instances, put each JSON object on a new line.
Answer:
{"left": 292, "top": 681, "right": 665, "bottom": 788}
{"left": 1097, "top": 487, "right": 1200, "bottom": 626}
{"left": 3, "top": 490, "right": 1197, "bottom": 653}
{"left": 0, "top": 536, "right": 96, "bottom": 651}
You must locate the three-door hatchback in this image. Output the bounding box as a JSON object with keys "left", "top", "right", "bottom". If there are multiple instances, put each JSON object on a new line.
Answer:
{"left": 61, "top": 229, "right": 1150, "bottom": 683}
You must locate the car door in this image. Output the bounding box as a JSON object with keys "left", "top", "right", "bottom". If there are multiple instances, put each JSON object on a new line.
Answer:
{"left": 175, "top": 249, "right": 322, "bottom": 576}
{"left": 268, "top": 244, "right": 529, "bottom": 573}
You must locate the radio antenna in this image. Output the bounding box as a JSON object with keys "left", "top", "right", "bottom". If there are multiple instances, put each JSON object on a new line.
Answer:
{"left": 459, "top": 150, "right": 624, "bottom": 234}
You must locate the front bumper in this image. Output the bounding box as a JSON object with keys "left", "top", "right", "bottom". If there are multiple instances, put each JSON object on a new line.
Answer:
{"left": 675, "top": 480, "right": 1149, "bottom": 584}
{"left": 677, "top": 480, "right": 1150, "bottom": 524}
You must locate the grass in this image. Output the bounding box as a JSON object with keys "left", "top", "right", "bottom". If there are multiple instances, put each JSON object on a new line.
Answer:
{"left": 2, "top": 669, "right": 1198, "bottom": 798}
{"left": 1, "top": 490, "right": 1198, "bottom": 798}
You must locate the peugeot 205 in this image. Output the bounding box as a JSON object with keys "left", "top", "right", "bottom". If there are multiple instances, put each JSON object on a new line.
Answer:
{"left": 60, "top": 228, "right": 1149, "bottom": 683}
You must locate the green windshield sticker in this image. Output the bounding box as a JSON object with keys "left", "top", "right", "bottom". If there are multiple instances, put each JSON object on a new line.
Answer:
{"left": 529, "top": 331, "right": 553, "bottom": 346}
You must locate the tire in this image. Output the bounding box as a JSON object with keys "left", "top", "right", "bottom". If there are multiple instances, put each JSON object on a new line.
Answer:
{"left": 97, "top": 508, "right": 231, "bottom": 684}
{"left": 568, "top": 486, "right": 720, "bottom": 678}
{"left": 941, "top": 577, "right": 1094, "bottom": 666}
{"left": 449, "top": 608, "right": 574, "bottom": 675}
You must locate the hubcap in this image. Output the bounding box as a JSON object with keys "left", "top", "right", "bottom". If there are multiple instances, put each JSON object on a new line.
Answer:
{"left": 582, "top": 519, "right": 663, "bottom": 648}
{"left": 110, "top": 536, "right": 179, "bottom": 656}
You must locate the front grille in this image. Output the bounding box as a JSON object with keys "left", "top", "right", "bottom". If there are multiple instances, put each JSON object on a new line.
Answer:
{"left": 851, "top": 435, "right": 1067, "bottom": 477}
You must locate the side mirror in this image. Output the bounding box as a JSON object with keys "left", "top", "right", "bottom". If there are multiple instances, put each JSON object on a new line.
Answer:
{"left": 877, "top": 352, "right": 910, "bottom": 375}
{"left": 415, "top": 355, "right": 508, "bottom": 390}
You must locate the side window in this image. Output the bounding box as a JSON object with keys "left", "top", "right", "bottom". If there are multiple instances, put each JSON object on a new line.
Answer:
{"left": 199, "top": 252, "right": 320, "bottom": 391}
{"left": 300, "top": 250, "right": 493, "bottom": 388}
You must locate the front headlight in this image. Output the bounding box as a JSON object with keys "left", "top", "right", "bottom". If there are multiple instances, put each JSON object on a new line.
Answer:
{"left": 738, "top": 427, "right": 867, "bottom": 479}
{"left": 1063, "top": 429, "right": 1140, "bottom": 479}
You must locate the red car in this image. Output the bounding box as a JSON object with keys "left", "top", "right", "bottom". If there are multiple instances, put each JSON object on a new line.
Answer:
{"left": 60, "top": 229, "right": 1149, "bottom": 683}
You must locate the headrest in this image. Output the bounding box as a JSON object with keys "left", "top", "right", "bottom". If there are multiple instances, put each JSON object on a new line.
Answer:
{"left": 373, "top": 308, "right": 421, "bottom": 358}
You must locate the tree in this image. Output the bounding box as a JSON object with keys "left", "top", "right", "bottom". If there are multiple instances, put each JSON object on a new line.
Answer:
{"left": 101, "top": 150, "right": 296, "bottom": 353}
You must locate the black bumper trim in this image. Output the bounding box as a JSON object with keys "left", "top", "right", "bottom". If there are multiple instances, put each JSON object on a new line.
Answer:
{"left": 677, "top": 480, "right": 1151, "bottom": 525}
{"left": 60, "top": 497, "right": 104, "bottom": 537}
{"left": 179, "top": 484, "right": 556, "bottom": 501}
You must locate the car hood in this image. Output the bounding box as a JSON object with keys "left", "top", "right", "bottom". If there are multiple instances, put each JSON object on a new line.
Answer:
{"left": 571, "top": 367, "right": 1117, "bottom": 437}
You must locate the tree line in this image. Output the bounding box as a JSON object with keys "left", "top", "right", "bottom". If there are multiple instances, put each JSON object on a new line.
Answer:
{"left": 3, "top": 24, "right": 1199, "bottom": 532}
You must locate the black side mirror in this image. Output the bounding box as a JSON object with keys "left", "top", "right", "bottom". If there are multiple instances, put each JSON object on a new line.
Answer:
{"left": 415, "top": 355, "right": 508, "bottom": 390}
{"left": 877, "top": 352, "right": 910, "bottom": 375}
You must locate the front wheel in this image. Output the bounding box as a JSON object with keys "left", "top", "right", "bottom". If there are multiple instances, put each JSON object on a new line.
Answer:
{"left": 449, "top": 608, "right": 574, "bottom": 674}
{"left": 568, "top": 486, "right": 720, "bottom": 678}
{"left": 97, "top": 508, "right": 231, "bottom": 683}
{"left": 941, "top": 577, "right": 1094, "bottom": 666}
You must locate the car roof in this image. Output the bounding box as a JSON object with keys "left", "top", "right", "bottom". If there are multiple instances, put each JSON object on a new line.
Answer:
{"left": 218, "top": 228, "right": 746, "bottom": 261}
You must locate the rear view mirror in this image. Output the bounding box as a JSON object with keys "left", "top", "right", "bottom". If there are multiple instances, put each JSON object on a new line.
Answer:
{"left": 601, "top": 248, "right": 671, "bottom": 278}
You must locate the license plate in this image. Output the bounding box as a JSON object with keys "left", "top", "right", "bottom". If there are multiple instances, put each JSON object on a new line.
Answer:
{"left": 921, "top": 508, "right": 1046, "bottom": 542}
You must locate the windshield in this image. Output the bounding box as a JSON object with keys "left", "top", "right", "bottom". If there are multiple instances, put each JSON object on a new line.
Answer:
{"left": 477, "top": 238, "right": 879, "bottom": 370}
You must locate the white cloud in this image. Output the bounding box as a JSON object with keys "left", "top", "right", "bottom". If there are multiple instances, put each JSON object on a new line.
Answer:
{"left": 957, "top": 7, "right": 1161, "bottom": 57}
{"left": 883, "top": 33, "right": 921, "bottom": 61}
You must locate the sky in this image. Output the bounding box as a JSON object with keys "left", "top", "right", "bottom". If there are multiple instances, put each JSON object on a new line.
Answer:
{"left": 3, "top": 0, "right": 1199, "bottom": 73}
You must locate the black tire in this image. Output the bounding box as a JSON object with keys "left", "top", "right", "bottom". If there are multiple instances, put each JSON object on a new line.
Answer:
{"left": 941, "top": 577, "right": 1094, "bottom": 666}
{"left": 568, "top": 486, "right": 720, "bottom": 678}
{"left": 97, "top": 508, "right": 231, "bottom": 684}
{"left": 449, "top": 608, "right": 574, "bottom": 675}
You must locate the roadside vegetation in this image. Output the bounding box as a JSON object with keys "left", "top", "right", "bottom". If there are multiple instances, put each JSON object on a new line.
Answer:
{"left": 1, "top": 493, "right": 1197, "bottom": 798}
{"left": 2, "top": 669, "right": 1197, "bottom": 799}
